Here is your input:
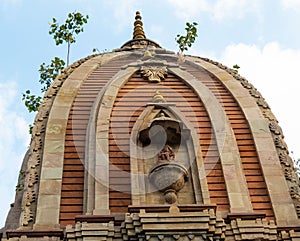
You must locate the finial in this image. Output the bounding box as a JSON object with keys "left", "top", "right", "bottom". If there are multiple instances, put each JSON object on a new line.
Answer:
{"left": 152, "top": 91, "right": 166, "bottom": 103}
{"left": 120, "top": 11, "right": 161, "bottom": 49}
{"left": 133, "top": 11, "right": 146, "bottom": 39}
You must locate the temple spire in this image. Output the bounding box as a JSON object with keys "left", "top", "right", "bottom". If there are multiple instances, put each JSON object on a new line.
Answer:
{"left": 120, "top": 11, "right": 161, "bottom": 49}
{"left": 133, "top": 11, "right": 146, "bottom": 39}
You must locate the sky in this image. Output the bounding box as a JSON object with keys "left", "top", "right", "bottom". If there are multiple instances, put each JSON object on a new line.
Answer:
{"left": 0, "top": 0, "right": 300, "bottom": 227}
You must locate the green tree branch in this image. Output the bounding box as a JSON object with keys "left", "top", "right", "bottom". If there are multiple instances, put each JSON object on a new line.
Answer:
{"left": 175, "top": 22, "right": 198, "bottom": 53}
{"left": 49, "top": 12, "right": 89, "bottom": 66}
{"left": 22, "top": 11, "right": 88, "bottom": 133}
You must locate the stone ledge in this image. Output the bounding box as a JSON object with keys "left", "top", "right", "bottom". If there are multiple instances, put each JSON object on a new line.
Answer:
{"left": 75, "top": 214, "right": 114, "bottom": 223}
{"left": 75, "top": 214, "right": 125, "bottom": 226}
{"left": 5, "top": 229, "right": 64, "bottom": 239}
{"left": 128, "top": 204, "right": 217, "bottom": 213}
{"left": 121, "top": 206, "right": 226, "bottom": 240}
{"left": 226, "top": 212, "right": 266, "bottom": 221}
{"left": 277, "top": 224, "right": 300, "bottom": 231}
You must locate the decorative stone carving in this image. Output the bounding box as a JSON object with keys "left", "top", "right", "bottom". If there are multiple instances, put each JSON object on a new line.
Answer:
{"left": 149, "top": 143, "right": 187, "bottom": 204}
{"left": 240, "top": 78, "right": 253, "bottom": 89}
{"left": 269, "top": 120, "right": 283, "bottom": 135}
{"left": 19, "top": 55, "right": 98, "bottom": 227}
{"left": 201, "top": 56, "right": 300, "bottom": 218}
{"left": 21, "top": 206, "right": 33, "bottom": 226}
{"left": 149, "top": 162, "right": 188, "bottom": 204}
{"left": 152, "top": 91, "right": 166, "bottom": 103}
{"left": 20, "top": 189, "right": 36, "bottom": 226}
{"left": 290, "top": 185, "right": 300, "bottom": 200}
{"left": 140, "top": 66, "right": 168, "bottom": 83}
{"left": 158, "top": 145, "right": 175, "bottom": 163}
{"left": 284, "top": 167, "right": 293, "bottom": 180}
{"left": 24, "top": 188, "right": 36, "bottom": 207}
{"left": 279, "top": 151, "right": 292, "bottom": 167}
{"left": 48, "top": 123, "right": 63, "bottom": 134}
{"left": 121, "top": 39, "right": 161, "bottom": 49}
{"left": 263, "top": 109, "right": 277, "bottom": 121}
{"left": 274, "top": 136, "right": 287, "bottom": 150}
{"left": 27, "top": 166, "right": 38, "bottom": 187}
{"left": 257, "top": 97, "right": 270, "bottom": 109}
{"left": 249, "top": 88, "right": 261, "bottom": 98}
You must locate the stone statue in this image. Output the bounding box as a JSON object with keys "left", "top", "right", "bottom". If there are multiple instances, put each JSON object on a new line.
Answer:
{"left": 158, "top": 145, "right": 175, "bottom": 162}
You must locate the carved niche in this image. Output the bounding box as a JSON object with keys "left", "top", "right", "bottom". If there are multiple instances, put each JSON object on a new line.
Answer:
{"left": 137, "top": 106, "right": 189, "bottom": 205}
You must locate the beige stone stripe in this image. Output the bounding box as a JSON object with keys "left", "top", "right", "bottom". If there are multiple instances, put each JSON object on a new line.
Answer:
{"left": 35, "top": 53, "right": 118, "bottom": 227}
{"left": 91, "top": 66, "right": 138, "bottom": 214}
{"left": 191, "top": 57, "right": 300, "bottom": 226}
{"left": 169, "top": 67, "right": 253, "bottom": 213}
{"left": 82, "top": 52, "right": 130, "bottom": 215}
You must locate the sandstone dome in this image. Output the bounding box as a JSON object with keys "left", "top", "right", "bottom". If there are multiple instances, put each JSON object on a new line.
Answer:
{"left": 2, "top": 11, "right": 300, "bottom": 241}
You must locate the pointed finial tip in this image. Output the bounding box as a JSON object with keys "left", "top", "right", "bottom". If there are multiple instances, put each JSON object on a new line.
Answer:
{"left": 135, "top": 11, "right": 142, "bottom": 21}
{"left": 120, "top": 10, "right": 162, "bottom": 48}
{"left": 133, "top": 11, "right": 146, "bottom": 39}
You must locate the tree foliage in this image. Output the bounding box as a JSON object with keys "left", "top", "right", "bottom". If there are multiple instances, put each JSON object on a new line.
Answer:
{"left": 175, "top": 22, "right": 198, "bottom": 53}
{"left": 22, "top": 90, "right": 42, "bottom": 113}
{"left": 22, "top": 58, "right": 65, "bottom": 113}
{"left": 39, "top": 57, "right": 66, "bottom": 92}
{"left": 22, "top": 11, "right": 88, "bottom": 133}
{"left": 233, "top": 64, "right": 240, "bottom": 72}
{"left": 49, "top": 12, "right": 89, "bottom": 65}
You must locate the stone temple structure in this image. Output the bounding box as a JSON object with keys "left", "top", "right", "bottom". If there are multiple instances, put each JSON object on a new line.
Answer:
{"left": 2, "top": 11, "right": 300, "bottom": 241}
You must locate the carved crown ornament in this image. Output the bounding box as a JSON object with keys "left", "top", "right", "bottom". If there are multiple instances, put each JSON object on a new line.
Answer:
{"left": 140, "top": 66, "right": 168, "bottom": 83}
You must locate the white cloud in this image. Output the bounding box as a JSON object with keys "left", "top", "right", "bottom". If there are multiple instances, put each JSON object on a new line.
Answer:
{"left": 0, "top": 81, "right": 29, "bottom": 227}
{"left": 281, "top": 0, "right": 300, "bottom": 12}
{"left": 167, "top": 0, "right": 261, "bottom": 21}
{"left": 213, "top": 0, "right": 261, "bottom": 20}
{"left": 104, "top": 0, "right": 140, "bottom": 33}
{"left": 166, "top": 0, "right": 209, "bottom": 20}
{"left": 218, "top": 42, "right": 300, "bottom": 159}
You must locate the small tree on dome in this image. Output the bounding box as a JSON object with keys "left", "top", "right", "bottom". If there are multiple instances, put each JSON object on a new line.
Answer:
{"left": 49, "top": 12, "right": 89, "bottom": 66}
{"left": 175, "top": 22, "right": 198, "bottom": 53}
{"left": 233, "top": 64, "right": 240, "bottom": 73}
{"left": 22, "top": 11, "right": 88, "bottom": 133}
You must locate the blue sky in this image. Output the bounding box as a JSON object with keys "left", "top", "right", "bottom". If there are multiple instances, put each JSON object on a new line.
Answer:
{"left": 1, "top": 0, "right": 300, "bottom": 227}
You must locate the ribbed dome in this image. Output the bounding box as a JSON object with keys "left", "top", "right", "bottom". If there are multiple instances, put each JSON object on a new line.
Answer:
{"left": 2, "top": 11, "right": 300, "bottom": 241}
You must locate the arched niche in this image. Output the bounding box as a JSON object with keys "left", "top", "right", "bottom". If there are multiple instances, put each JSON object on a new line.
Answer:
{"left": 130, "top": 93, "right": 208, "bottom": 206}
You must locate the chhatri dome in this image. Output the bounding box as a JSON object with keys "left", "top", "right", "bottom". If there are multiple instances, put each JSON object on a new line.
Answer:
{"left": 1, "top": 11, "right": 300, "bottom": 241}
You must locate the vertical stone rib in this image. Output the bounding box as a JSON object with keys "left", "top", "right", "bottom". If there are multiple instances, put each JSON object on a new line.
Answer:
{"left": 169, "top": 67, "right": 253, "bottom": 213}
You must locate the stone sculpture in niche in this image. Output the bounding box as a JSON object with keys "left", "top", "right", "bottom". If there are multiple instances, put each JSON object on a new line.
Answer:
{"left": 142, "top": 109, "right": 188, "bottom": 205}
{"left": 149, "top": 146, "right": 188, "bottom": 205}
{"left": 136, "top": 95, "right": 190, "bottom": 205}
{"left": 158, "top": 145, "right": 175, "bottom": 163}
